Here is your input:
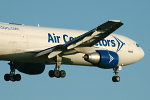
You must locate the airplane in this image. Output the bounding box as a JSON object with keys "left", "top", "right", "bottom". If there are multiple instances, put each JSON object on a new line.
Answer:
{"left": 0, "top": 20, "right": 144, "bottom": 82}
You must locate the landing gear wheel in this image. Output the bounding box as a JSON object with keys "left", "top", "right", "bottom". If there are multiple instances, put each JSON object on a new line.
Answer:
{"left": 49, "top": 70, "right": 54, "bottom": 77}
{"left": 10, "top": 74, "right": 16, "bottom": 82}
{"left": 116, "top": 76, "right": 120, "bottom": 82}
{"left": 4, "top": 74, "right": 10, "bottom": 81}
{"left": 112, "top": 76, "right": 116, "bottom": 82}
{"left": 54, "top": 70, "right": 60, "bottom": 78}
{"left": 49, "top": 70, "right": 66, "bottom": 78}
{"left": 112, "top": 76, "right": 120, "bottom": 82}
{"left": 4, "top": 61, "right": 22, "bottom": 82}
{"left": 15, "top": 74, "right": 21, "bottom": 81}
{"left": 60, "top": 70, "right": 66, "bottom": 78}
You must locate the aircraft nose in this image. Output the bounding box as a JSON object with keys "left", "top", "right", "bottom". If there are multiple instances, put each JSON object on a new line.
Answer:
{"left": 140, "top": 48, "right": 144, "bottom": 59}
{"left": 137, "top": 47, "right": 145, "bottom": 61}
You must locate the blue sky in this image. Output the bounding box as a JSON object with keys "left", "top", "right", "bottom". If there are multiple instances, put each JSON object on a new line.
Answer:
{"left": 0, "top": 0, "right": 149, "bottom": 100}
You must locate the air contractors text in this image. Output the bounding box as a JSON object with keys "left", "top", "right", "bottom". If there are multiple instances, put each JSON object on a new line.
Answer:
{"left": 48, "top": 33, "right": 116, "bottom": 47}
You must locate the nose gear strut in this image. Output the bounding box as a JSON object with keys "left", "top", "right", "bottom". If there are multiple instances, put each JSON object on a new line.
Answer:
{"left": 112, "top": 66, "right": 120, "bottom": 82}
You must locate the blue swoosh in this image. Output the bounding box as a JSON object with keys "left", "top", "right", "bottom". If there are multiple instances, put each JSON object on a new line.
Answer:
{"left": 112, "top": 36, "right": 125, "bottom": 52}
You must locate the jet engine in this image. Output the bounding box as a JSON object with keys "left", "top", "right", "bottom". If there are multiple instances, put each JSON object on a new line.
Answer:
{"left": 83, "top": 50, "right": 119, "bottom": 69}
{"left": 13, "top": 62, "right": 45, "bottom": 75}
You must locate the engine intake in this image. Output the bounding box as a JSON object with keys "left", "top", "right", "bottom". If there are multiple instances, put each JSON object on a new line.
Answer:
{"left": 83, "top": 50, "right": 119, "bottom": 69}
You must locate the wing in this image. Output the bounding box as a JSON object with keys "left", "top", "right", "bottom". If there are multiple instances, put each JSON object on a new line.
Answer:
{"left": 64, "top": 20, "right": 123, "bottom": 49}
{"left": 35, "top": 20, "right": 123, "bottom": 58}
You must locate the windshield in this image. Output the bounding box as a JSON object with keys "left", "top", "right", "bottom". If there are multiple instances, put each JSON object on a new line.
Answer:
{"left": 136, "top": 43, "right": 140, "bottom": 47}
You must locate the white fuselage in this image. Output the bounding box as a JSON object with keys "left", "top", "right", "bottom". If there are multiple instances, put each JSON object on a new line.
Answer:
{"left": 0, "top": 23, "right": 144, "bottom": 67}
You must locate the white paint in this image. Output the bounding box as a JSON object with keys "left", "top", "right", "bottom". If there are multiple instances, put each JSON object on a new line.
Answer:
{"left": 0, "top": 22, "right": 144, "bottom": 68}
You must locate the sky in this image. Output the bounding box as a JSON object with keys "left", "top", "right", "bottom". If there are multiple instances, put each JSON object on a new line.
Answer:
{"left": 0, "top": 0, "right": 149, "bottom": 100}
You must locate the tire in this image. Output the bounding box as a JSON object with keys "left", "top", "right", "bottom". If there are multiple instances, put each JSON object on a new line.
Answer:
{"left": 116, "top": 76, "right": 120, "bottom": 82}
{"left": 49, "top": 70, "right": 54, "bottom": 77}
{"left": 112, "top": 76, "right": 120, "bottom": 82}
{"left": 60, "top": 70, "right": 66, "bottom": 78}
{"left": 112, "top": 76, "right": 116, "bottom": 82}
{"left": 15, "top": 74, "right": 21, "bottom": 81}
{"left": 4, "top": 74, "right": 10, "bottom": 81}
{"left": 10, "top": 74, "right": 16, "bottom": 82}
{"left": 54, "top": 70, "right": 60, "bottom": 78}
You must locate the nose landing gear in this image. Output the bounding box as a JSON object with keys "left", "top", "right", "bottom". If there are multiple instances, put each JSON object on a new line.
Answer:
{"left": 112, "top": 67, "right": 120, "bottom": 82}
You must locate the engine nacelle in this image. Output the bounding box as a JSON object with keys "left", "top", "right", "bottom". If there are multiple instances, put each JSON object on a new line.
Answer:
{"left": 83, "top": 50, "right": 119, "bottom": 69}
{"left": 13, "top": 62, "right": 45, "bottom": 75}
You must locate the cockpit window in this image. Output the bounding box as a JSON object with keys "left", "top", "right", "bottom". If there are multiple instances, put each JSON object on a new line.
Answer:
{"left": 136, "top": 43, "right": 140, "bottom": 47}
